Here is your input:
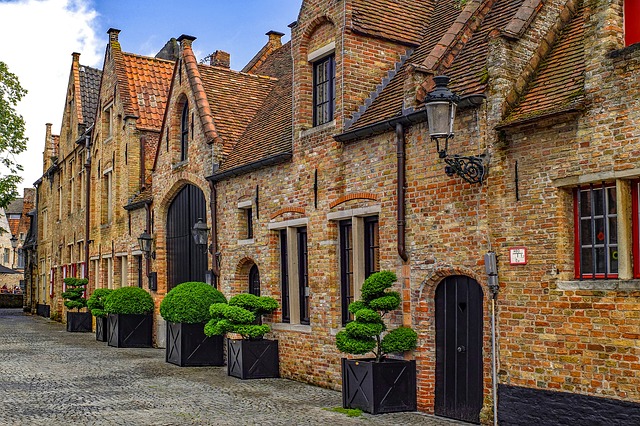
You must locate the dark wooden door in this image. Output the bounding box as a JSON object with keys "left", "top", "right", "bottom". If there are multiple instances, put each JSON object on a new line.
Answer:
{"left": 435, "top": 275, "right": 484, "bottom": 423}
{"left": 166, "top": 184, "right": 207, "bottom": 291}
{"left": 249, "top": 264, "right": 260, "bottom": 296}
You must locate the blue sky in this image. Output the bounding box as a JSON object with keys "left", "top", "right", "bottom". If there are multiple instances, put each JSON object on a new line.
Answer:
{"left": 0, "top": 0, "right": 301, "bottom": 188}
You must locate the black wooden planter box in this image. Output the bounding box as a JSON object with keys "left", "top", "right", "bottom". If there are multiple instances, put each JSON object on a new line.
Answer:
{"left": 95, "top": 316, "right": 108, "bottom": 342}
{"left": 107, "top": 313, "right": 153, "bottom": 348}
{"left": 166, "top": 322, "right": 224, "bottom": 367}
{"left": 66, "top": 311, "right": 92, "bottom": 332}
{"left": 342, "top": 358, "right": 417, "bottom": 414}
{"left": 227, "top": 338, "right": 279, "bottom": 379}
{"left": 36, "top": 303, "right": 50, "bottom": 318}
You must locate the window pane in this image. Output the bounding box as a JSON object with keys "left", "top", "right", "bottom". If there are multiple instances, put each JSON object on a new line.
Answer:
{"left": 593, "top": 188, "right": 605, "bottom": 216}
{"left": 608, "top": 217, "right": 617, "bottom": 244}
{"left": 580, "top": 218, "right": 592, "bottom": 244}
{"left": 609, "top": 247, "right": 619, "bottom": 274}
{"left": 607, "top": 187, "right": 617, "bottom": 214}
{"left": 580, "top": 190, "right": 591, "bottom": 217}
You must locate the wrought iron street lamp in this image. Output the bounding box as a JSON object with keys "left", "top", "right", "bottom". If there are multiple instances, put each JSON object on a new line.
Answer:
{"left": 10, "top": 235, "right": 17, "bottom": 269}
{"left": 192, "top": 218, "right": 209, "bottom": 247}
{"left": 424, "top": 75, "right": 487, "bottom": 184}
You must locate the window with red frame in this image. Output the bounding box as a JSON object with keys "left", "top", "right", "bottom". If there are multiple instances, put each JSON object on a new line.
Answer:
{"left": 574, "top": 184, "right": 618, "bottom": 279}
{"left": 625, "top": 0, "right": 640, "bottom": 46}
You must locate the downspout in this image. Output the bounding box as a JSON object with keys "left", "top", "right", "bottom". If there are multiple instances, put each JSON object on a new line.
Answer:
{"left": 145, "top": 203, "right": 151, "bottom": 278}
{"left": 396, "top": 122, "right": 408, "bottom": 262}
{"left": 83, "top": 132, "right": 92, "bottom": 286}
{"left": 209, "top": 180, "right": 220, "bottom": 287}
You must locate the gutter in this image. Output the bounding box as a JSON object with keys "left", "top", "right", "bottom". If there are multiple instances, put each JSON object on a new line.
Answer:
{"left": 206, "top": 153, "right": 292, "bottom": 183}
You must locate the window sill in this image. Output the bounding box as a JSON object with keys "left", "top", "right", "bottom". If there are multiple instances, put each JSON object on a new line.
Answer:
{"left": 172, "top": 160, "right": 188, "bottom": 170}
{"left": 270, "top": 323, "right": 312, "bottom": 333}
{"left": 557, "top": 279, "right": 640, "bottom": 291}
{"left": 237, "top": 238, "right": 254, "bottom": 246}
{"left": 300, "top": 120, "right": 335, "bottom": 138}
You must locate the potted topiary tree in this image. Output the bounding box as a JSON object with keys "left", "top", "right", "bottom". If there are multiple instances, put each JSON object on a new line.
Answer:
{"left": 62, "top": 277, "right": 92, "bottom": 332}
{"left": 204, "top": 293, "right": 279, "bottom": 379}
{"left": 160, "top": 281, "right": 227, "bottom": 367}
{"left": 104, "top": 286, "right": 154, "bottom": 348}
{"left": 336, "top": 270, "right": 418, "bottom": 415}
{"left": 87, "top": 288, "right": 113, "bottom": 342}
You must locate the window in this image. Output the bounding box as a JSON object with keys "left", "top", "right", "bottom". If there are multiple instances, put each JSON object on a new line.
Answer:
{"left": 104, "top": 105, "right": 113, "bottom": 139}
{"left": 136, "top": 255, "right": 143, "bottom": 288}
{"left": 120, "top": 256, "right": 128, "bottom": 287}
{"left": 41, "top": 209, "right": 48, "bottom": 237}
{"left": 297, "top": 227, "right": 309, "bottom": 325}
{"left": 70, "top": 160, "right": 75, "bottom": 211}
{"left": 249, "top": 264, "right": 260, "bottom": 296}
{"left": 103, "top": 169, "right": 113, "bottom": 224}
{"left": 313, "top": 55, "right": 335, "bottom": 126}
{"left": 338, "top": 215, "right": 380, "bottom": 325}
{"left": 625, "top": 1, "right": 640, "bottom": 46}
{"left": 237, "top": 201, "right": 254, "bottom": 241}
{"left": 246, "top": 207, "right": 253, "bottom": 239}
{"left": 279, "top": 230, "right": 290, "bottom": 323}
{"left": 180, "top": 102, "right": 189, "bottom": 161}
{"left": 4, "top": 248, "right": 9, "bottom": 265}
{"left": 17, "top": 249, "right": 24, "bottom": 269}
{"left": 574, "top": 184, "right": 618, "bottom": 278}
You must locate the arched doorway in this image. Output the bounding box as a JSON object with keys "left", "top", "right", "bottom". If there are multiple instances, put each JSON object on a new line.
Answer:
{"left": 248, "top": 264, "right": 260, "bottom": 296}
{"left": 166, "top": 184, "right": 207, "bottom": 291}
{"left": 434, "top": 275, "right": 484, "bottom": 423}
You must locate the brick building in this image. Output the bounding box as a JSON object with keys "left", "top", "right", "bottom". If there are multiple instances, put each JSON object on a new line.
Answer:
{"left": 28, "top": 0, "right": 640, "bottom": 423}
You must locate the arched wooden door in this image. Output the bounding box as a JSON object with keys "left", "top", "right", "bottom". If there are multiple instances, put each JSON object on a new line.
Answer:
{"left": 435, "top": 275, "right": 484, "bottom": 424}
{"left": 249, "top": 264, "right": 260, "bottom": 296}
{"left": 166, "top": 184, "right": 207, "bottom": 291}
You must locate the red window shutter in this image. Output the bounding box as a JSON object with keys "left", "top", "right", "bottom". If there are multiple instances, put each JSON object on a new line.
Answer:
{"left": 625, "top": 0, "right": 640, "bottom": 46}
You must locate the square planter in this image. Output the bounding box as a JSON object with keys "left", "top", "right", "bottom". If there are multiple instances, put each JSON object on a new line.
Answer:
{"left": 166, "top": 322, "right": 224, "bottom": 367}
{"left": 95, "top": 316, "right": 108, "bottom": 342}
{"left": 227, "top": 338, "right": 279, "bottom": 379}
{"left": 66, "top": 312, "right": 92, "bottom": 332}
{"left": 36, "top": 303, "right": 50, "bottom": 318}
{"left": 107, "top": 313, "right": 153, "bottom": 348}
{"left": 341, "top": 358, "right": 417, "bottom": 415}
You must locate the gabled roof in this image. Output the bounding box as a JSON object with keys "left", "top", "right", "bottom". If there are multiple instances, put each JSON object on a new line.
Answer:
{"left": 348, "top": 0, "right": 527, "bottom": 131}
{"left": 501, "top": 1, "right": 585, "bottom": 126}
{"left": 121, "top": 53, "right": 174, "bottom": 131}
{"left": 215, "top": 42, "right": 293, "bottom": 175}
{"left": 78, "top": 65, "right": 101, "bottom": 126}
{"left": 350, "top": 0, "right": 435, "bottom": 47}
{"left": 6, "top": 198, "right": 23, "bottom": 215}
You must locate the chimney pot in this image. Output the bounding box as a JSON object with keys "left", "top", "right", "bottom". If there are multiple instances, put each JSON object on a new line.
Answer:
{"left": 210, "top": 50, "right": 230, "bottom": 68}
{"left": 266, "top": 30, "right": 285, "bottom": 48}
{"left": 177, "top": 34, "right": 197, "bottom": 48}
{"left": 107, "top": 28, "right": 121, "bottom": 42}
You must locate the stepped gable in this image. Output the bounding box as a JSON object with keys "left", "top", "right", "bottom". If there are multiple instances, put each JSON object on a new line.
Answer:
{"left": 121, "top": 53, "right": 174, "bottom": 131}
{"left": 351, "top": 0, "right": 435, "bottom": 46}
{"left": 197, "top": 63, "right": 278, "bottom": 157}
{"left": 349, "top": 0, "right": 460, "bottom": 130}
{"left": 501, "top": 1, "right": 585, "bottom": 126}
{"left": 78, "top": 64, "right": 101, "bottom": 126}
{"left": 215, "top": 42, "right": 293, "bottom": 175}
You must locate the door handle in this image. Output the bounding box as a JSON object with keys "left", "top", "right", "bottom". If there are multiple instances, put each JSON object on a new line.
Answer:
{"left": 457, "top": 345, "right": 466, "bottom": 353}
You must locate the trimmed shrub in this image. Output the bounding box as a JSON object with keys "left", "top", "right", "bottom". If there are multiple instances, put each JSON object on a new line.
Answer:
{"left": 104, "top": 286, "right": 154, "bottom": 315}
{"left": 336, "top": 271, "right": 418, "bottom": 362}
{"left": 62, "top": 277, "right": 88, "bottom": 311}
{"left": 87, "top": 288, "right": 113, "bottom": 318}
{"left": 204, "top": 293, "right": 278, "bottom": 340}
{"left": 160, "top": 281, "right": 226, "bottom": 324}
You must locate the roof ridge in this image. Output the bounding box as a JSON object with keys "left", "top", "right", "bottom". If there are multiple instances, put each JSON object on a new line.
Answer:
{"left": 121, "top": 51, "right": 176, "bottom": 63}
{"left": 501, "top": 0, "right": 545, "bottom": 40}
{"left": 197, "top": 63, "right": 279, "bottom": 81}
{"left": 344, "top": 49, "right": 414, "bottom": 130}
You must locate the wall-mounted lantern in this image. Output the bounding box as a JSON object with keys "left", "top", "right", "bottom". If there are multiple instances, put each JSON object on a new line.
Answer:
{"left": 138, "top": 230, "right": 153, "bottom": 259}
{"left": 191, "top": 218, "right": 209, "bottom": 247}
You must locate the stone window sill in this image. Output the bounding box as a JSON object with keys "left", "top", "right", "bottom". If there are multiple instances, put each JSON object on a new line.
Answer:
{"left": 270, "top": 323, "right": 312, "bottom": 333}
{"left": 237, "top": 238, "right": 254, "bottom": 246}
{"left": 172, "top": 160, "right": 188, "bottom": 170}
{"left": 557, "top": 279, "right": 640, "bottom": 291}
{"left": 300, "top": 120, "right": 335, "bottom": 138}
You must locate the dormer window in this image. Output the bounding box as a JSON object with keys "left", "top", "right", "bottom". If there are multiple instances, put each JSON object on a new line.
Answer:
{"left": 313, "top": 54, "right": 335, "bottom": 126}
{"left": 180, "top": 102, "right": 189, "bottom": 161}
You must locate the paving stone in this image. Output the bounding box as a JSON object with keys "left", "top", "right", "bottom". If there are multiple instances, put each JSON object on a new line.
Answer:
{"left": 0, "top": 309, "right": 467, "bottom": 425}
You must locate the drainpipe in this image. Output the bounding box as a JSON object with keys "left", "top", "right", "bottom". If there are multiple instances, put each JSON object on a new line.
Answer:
{"left": 83, "top": 130, "right": 92, "bottom": 285}
{"left": 485, "top": 251, "right": 500, "bottom": 426}
{"left": 209, "top": 180, "right": 220, "bottom": 287}
{"left": 396, "top": 122, "right": 408, "bottom": 263}
{"left": 145, "top": 203, "right": 151, "bottom": 278}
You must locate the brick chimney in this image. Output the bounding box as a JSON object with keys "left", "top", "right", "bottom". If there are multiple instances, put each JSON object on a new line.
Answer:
{"left": 43, "top": 123, "right": 58, "bottom": 172}
{"left": 266, "top": 30, "right": 284, "bottom": 49}
{"left": 210, "top": 50, "right": 230, "bottom": 68}
{"left": 107, "top": 28, "right": 120, "bottom": 43}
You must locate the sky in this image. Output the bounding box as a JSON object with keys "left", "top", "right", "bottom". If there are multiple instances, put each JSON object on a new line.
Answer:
{"left": 0, "top": 0, "right": 301, "bottom": 190}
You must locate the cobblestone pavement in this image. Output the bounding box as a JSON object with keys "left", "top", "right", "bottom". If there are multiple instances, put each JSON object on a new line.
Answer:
{"left": 0, "top": 309, "right": 468, "bottom": 426}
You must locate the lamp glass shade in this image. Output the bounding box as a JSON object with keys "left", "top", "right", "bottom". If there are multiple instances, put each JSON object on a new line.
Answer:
{"left": 10, "top": 236, "right": 18, "bottom": 249}
{"left": 191, "top": 218, "right": 209, "bottom": 246}
{"left": 138, "top": 231, "right": 152, "bottom": 253}
{"left": 426, "top": 100, "right": 456, "bottom": 139}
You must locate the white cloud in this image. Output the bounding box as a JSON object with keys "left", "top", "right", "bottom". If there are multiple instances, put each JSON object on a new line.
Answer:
{"left": 0, "top": 0, "right": 103, "bottom": 188}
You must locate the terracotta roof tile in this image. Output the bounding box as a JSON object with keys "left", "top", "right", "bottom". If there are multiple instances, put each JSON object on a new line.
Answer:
{"left": 217, "top": 42, "right": 293, "bottom": 173}
{"left": 78, "top": 65, "right": 101, "bottom": 126}
{"left": 502, "top": 1, "right": 585, "bottom": 125}
{"left": 121, "top": 53, "right": 174, "bottom": 130}
{"left": 351, "top": 0, "right": 435, "bottom": 46}
{"left": 198, "top": 63, "right": 277, "bottom": 156}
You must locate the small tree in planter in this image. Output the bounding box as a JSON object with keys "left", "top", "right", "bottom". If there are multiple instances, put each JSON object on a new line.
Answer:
{"left": 205, "top": 293, "right": 279, "bottom": 379}
{"left": 336, "top": 271, "right": 418, "bottom": 415}
{"left": 62, "top": 277, "right": 92, "bottom": 332}
{"left": 160, "top": 282, "right": 227, "bottom": 367}
{"left": 104, "top": 286, "right": 154, "bottom": 348}
{"left": 87, "top": 288, "right": 113, "bottom": 342}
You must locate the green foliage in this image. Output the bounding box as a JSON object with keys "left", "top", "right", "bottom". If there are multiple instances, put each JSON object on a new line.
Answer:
{"left": 381, "top": 327, "right": 418, "bottom": 354}
{"left": 0, "top": 62, "right": 28, "bottom": 209}
{"left": 204, "top": 294, "right": 278, "bottom": 340}
{"left": 87, "top": 288, "right": 113, "bottom": 318}
{"left": 104, "top": 286, "right": 154, "bottom": 315}
{"left": 335, "top": 271, "right": 417, "bottom": 362}
{"left": 323, "top": 407, "right": 363, "bottom": 417}
{"left": 61, "top": 278, "right": 88, "bottom": 311}
{"left": 160, "top": 282, "right": 226, "bottom": 324}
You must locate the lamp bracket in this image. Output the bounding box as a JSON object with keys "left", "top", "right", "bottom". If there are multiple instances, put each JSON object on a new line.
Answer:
{"left": 444, "top": 154, "right": 488, "bottom": 184}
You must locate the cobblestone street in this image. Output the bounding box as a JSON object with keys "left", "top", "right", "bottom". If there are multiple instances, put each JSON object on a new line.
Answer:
{"left": 0, "top": 309, "right": 467, "bottom": 426}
